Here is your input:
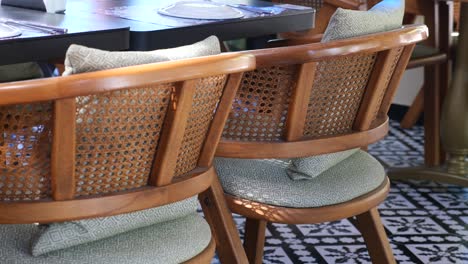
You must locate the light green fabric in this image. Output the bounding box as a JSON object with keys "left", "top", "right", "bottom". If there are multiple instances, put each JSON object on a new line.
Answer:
{"left": 1, "top": 213, "right": 211, "bottom": 264}
{"left": 0, "top": 62, "right": 43, "bottom": 82}
{"left": 287, "top": 148, "right": 359, "bottom": 180}
{"left": 322, "top": 0, "right": 404, "bottom": 42}
{"left": 63, "top": 35, "right": 221, "bottom": 75}
{"left": 31, "top": 36, "right": 222, "bottom": 256}
{"left": 215, "top": 150, "right": 385, "bottom": 208}
{"left": 31, "top": 197, "right": 198, "bottom": 256}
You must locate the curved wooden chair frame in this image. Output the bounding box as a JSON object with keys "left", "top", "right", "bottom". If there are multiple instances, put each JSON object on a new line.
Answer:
{"left": 216, "top": 25, "right": 428, "bottom": 264}
{"left": 0, "top": 53, "right": 255, "bottom": 263}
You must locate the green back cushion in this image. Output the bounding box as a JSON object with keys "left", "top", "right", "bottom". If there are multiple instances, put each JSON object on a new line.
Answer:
{"left": 0, "top": 62, "right": 43, "bottom": 82}
{"left": 31, "top": 36, "right": 221, "bottom": 256}
{"left": 287, "top": 149, "right": 359, "bottom": 180}
{"left": 322, "top": 0, "right": 404, "bottom": 42}
{"left": 287, "top": 0, "right": 404, "bottom": 180}
{"left": 63, "top": 35, "right": 221, "bottom": 75}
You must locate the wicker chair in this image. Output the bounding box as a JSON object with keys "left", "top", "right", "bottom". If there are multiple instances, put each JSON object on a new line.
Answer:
{"left": 215, "top": 25, "right": 428, "bottom": 264}
{"left": 0, "top": 53, "right": 254, "bottom": 263}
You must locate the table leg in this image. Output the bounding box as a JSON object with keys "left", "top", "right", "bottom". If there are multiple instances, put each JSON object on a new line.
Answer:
{"left": 388, "top": 1, "right": 468, "bottom": 186}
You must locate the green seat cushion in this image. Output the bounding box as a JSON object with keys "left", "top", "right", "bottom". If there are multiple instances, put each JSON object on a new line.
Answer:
{"left": 322, "top": 0, "right": 404, "bottom": 42}
{"left": 411, "top": 44, "right": 440, "bottom": 59}
{"left": 287, "top": 148, "right": 359, "bottom": 180}
{"left": 215, "top": 150, "right": 385, "bottom": 208}
{"left": 31, "top": 197, "right": 198, "bottom": 256}
{"left": 0, "top": 62, "right": 43, "bottom": 82}
{"left": 1, "top": 213, "right": 211, "bottom": 264}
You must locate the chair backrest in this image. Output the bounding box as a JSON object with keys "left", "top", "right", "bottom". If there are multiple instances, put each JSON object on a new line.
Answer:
{"left": 217, "top": 25, "right": 427, "bottom": 159}
{"left": 0, "top": 53, "right": 255, "bottom": 224}
{"left": 274, "top": 0, "right": 364, "bottom": 36}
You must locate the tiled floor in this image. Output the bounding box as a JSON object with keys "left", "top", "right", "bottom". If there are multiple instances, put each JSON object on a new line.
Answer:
{"left": 211, "top": 120, "right": 468, "bottom": 264}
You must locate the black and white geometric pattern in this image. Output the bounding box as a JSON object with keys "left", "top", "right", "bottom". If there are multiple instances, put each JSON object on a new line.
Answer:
{"left": 211, "top": 120, "right": 468, "bottom": 264}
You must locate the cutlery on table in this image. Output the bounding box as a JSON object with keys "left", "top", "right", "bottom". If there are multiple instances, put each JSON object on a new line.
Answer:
{"left": 0, "top": 18, "right": 68, "bottom": 34}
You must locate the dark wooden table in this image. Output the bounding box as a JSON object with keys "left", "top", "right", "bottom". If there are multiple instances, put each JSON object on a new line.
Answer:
{"left": 0, "top": 0, "right": 315, "bottom": 65}
{"left": 0, "top": 5, "right": 130, "bottom": 65}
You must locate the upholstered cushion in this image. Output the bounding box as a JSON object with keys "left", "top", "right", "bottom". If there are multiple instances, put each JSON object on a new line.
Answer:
{"left": 322, "top": 0, "right": 404, "bottom": 42}
{"left": 63, "top": 35, "right": 221, "bottom": 75}
{"left": 1, "top": 213, "right": 211, "bottom": 264}
{"left": 31, "top": 197, "right": 198, "bottom": 256}
{"left": 287, "top": 148, "right": 359, "bottom": 180}
{"left": 215, "top": 150, "right": 385, "bottom": 208}
{"left": 0, "top": 62, "right": 43, "bottom": 82}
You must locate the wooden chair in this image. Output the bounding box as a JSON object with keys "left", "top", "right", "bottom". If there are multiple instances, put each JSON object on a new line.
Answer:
{"left": 0, "top": 53, "right": 255, "bottom": 263}
{"left": 273, "top": 0, "right": 365, "bottom": 40}
{"left": 215, "top": 25, "right": 428, "bottom": 264}
{"left": 370, "top": 0, "right": 453, "bottom": 167}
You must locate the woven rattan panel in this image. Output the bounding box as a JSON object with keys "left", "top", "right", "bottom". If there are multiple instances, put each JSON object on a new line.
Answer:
{"left": 173, "top": 75, "right": 227, "bottom": 177}
{"left": 222, "top": 66, "right": 297, "bottom": 142}
{"left": 371, "top": 47, "right": 404, "bottom": 127}
{"left": 273, "top": 0, "right": 323, "bottom": 10}
{"left": 0, "top": 103, "right": 52, "bottom": 201}
{"left": 74, "top": 85, "right": 173, "bottom": 196}
{"left": 304, "top": 53, "right": 377, "bottom": 138}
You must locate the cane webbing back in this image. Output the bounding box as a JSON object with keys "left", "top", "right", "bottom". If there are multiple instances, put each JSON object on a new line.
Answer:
{"left": 303, "top": 53, "right": 377, "bottom": 137}
{"left": 173, "top": 75, "right": 227, "bottom": 177}
{"left": 0, "top": 75, "right": 228, "bottom": 200}
{"left": 74, "top": 84, "right": 173, "bottom": 196}
{"left": 222, "top": 66, "right": 297, "bottom": 142}
{"left": 0, "top": 103, "right": 52, "bottom": 201}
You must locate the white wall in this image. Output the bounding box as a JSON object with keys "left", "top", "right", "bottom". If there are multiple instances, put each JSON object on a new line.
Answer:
{"left": 392, "top": 67, "right": 424, "bottom": 106}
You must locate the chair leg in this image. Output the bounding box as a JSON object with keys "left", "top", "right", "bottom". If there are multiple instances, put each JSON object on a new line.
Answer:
{"left": 424, "top": 65, "right": 442, "bottom": 166}
{"left": 401, "top": 86, "right": 424, "bottom": 129}
{"left": 355, "top": 207, "right": 396, "bottom": 264}
{"left": 199, "top": 176, "right": 248, "bottom": 264}
{"left": 243, "top": 218, "right": 267, "bottom": 264}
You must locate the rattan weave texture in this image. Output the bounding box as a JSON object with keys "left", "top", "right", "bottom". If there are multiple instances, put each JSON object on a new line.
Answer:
{"left": 304, "top": 53, "right": 377, "bottom": 137}
{"left": 371, "top": 47, "right": 403, "bottom": 126}
{"left": 174, "top": 75, "right": 227, "bottom": 177}
{"left": 222, "top": 66, "right": 298, "bottom": 142}
{"left": 0, "top": 103, "right": 52, "bottom": 201}
{"left": 75, "top": 85, "right": 173, "bottom": 196}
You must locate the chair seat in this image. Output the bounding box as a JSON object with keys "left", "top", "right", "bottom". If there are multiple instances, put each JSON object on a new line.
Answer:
{"left": 411, "top": 44, "right": 440, "bottom": 59}
{"left": 0, "top": 213, "right": 211, "bottom": 264}
{"left": 215, "top": 150, "right": 385, "bottom": 208}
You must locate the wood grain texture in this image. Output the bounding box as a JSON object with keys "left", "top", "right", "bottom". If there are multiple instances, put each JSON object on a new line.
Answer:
{"left": 51, "top": 99, "right": 76, "bottom": 201}
{"left": 198, "top": 73, "right": 244, "bottom": 167}
{"left": 0, "top": 53, "right": 255, "bottom": 106}
{"left": 200, "top": 175, "right": 249, "bottom": 264}
{"left": 354, "top": 48, "right": 402, "bottom": 131}
{"left": 150, "top": 81, "right": 197, "bottom": 186}
{"left": 0, "top": 168, "right": 214, "bottom": 224}
{"left": 355, "top": 207, "right": 396, "bottom": 264}
{"left": 285, "top": 62, "right": 317, "bottom": 141}
{"left": 243, "top": 218, "right": 268, "bottom": 264}
{"left": 218, "top": 118, "right": 389, "bottom": 158}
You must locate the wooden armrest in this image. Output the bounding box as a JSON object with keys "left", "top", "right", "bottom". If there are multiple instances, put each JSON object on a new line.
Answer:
{"left": 267, "top": 34, "right": 324, "bottom": 48}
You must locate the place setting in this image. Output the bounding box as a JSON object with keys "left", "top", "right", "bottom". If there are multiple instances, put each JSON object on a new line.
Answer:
{"left": 95, "top": 0, "right": 310, "bottom": 27}
{"left": 0, "top": 0, "right": 68, "bottom": 39}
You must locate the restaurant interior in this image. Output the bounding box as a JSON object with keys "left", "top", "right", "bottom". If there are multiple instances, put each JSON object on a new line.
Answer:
{"left": 0, "top": 0, "right": 466, "bottom": 263}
